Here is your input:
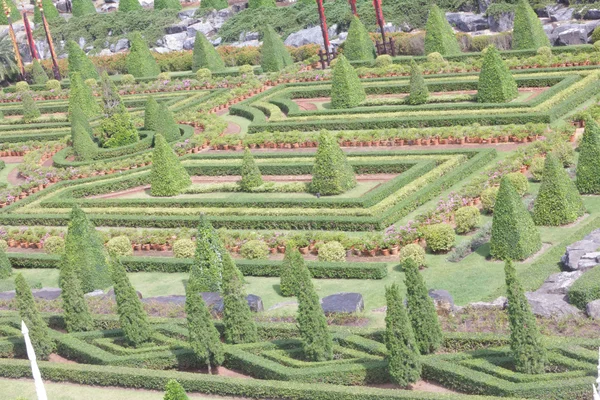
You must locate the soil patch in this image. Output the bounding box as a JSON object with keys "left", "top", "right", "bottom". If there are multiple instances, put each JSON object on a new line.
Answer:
{"left": 48, "top": 353, "right": 77, "bottom": 364}
{"left": 0, "top": 156, "right": 24, "bottom": 164}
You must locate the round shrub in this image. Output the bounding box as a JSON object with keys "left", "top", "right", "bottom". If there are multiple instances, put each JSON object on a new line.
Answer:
{"left": 0, "top": 239, "right": 7, "bottom": 252}
{"left": 173, "top": 239, "right": 195, "bottom": 258}
{"left": 240, "top": 239, "right": 269, "bottom": 260}
{"left": 426, "top": 52, "right": 445, "bottom": 64}
{"left": 318, "top": 241, "right": 346, "bottom": 262}
{"left": 239, "top": 64, "right": 254, "bottom": 75}
{"left": 157, "top": 72, "right": 170, "bottom": 81}
{"left": 374, "top": 54, "right": 393, "bottom": 68}
{"left": 481, "top": 186, "right": 499, "bottom": 213}
{"left": 43, "top": 236, "right": 65, "bottom": 255}
{"left": 536, "top": 46, "right": 552, "bottom": 59}
{"left": 455, "top": 206, "right": 480, "bottom": 234}
{"left": 554, "top": 141, "right": 575, "bottom": 167}
{"left": 592, "top": 26, "right": 600, "bottom": 44}
{"left": 84, "top": 78, "right": 98, "bottom": 87}
{"left": 196, "top": 68, "right": 212, "bottom": 80}
{"left": 398, "top": 243, "right": 425, "bottom": 267}
{"left": 530, "top": 157, "right": 545, "bottom": 182}
{"left": 121, "top": 74, "right": 136, "bottom": 85}
{"left": 505, "top": 172, "right": 529, "bottom": 196}
{"left": 15, "top": 81, "right": 29, "bottom": 92}
{"left": 45, "top": 79, "right": 61, "bottom": 91}
{"left": 106, "top": 236, "right": 133, "bottom": 256}
{"left": 424, "top": 223, "right": 455, "bottom": 253}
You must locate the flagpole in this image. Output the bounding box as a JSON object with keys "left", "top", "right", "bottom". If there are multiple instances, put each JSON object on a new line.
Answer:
{"left": 21, "top": 321, "right": 48, "bottom": 400}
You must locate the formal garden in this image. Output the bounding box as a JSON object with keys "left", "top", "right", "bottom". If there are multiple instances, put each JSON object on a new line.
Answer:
{"left": 4, "top": 0, "right": 600, "bottom": 398}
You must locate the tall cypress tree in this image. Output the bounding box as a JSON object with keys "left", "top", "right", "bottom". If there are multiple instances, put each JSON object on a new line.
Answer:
{"left": 239, "top": 148, "right": 263, "bottom": 191}
{"left": 477, "top": 45, "right": 518, "bottom": 103}
{"left": 406, "top": 60, "right": 428, "bottom": 105}
{"left": 31, "top": 59, "right": 49, "bottom": 85}
{"left": 186, "top": 284, "right": 224, "bottom": 374}
{"left": 260, "top": 25, "right": 293, "bottom": 73}
{"left": 512, "top": 0, "right": 550, "bottom": 50}
{"left": 59, "top": 257, "right": 94, "bottom": 332}
{"left": 309, "top": 132, "right": 356, "bottom": 195}
{"left": 221, "top": 253, "right": 258, "bottom": 344}
{"left": 189, "top": 215, "right": 224, "bottom": 293}
{"left": 144, "top": 96, "right": 159, "bottom": 131}
{"left": 192, "top": 32, "right": 225, "bottom": 73}
{"left": 505, "top": 260, "right": 546, "bottom": 374}
{"left": 279, "top": 248, "right": 302, "bottom": 297}
{"left": 15, "top": 274, "right": 54, "bottom": 359}
{"left": 576, "top": 118, "right": 600, "bottom": 194}
{"left": 68, "top": 72, "right": 101, "bottom": 119}
{"left": 126, "top": 32, "right": 160, "bottom": 77}
{"left": 71, "top": 0, "right": 96, "bottom": 17}
{"left": 150, "top": 133, "right": 191, "bottom": 196}
{"left": 164, "top": 380, "right": 190, "bottom": 400}
{"left": 34, "top": 0, "right": 60, "bottom": 24}
{"left": 403, "top": 258, "right": 442, "bottom": 354}
{"left": 100, "top": 71, "right": 126, "bottom": 116}
{"left": 330, "top": 55, "right": 365, "bottom": 109}
{"left": 296, "top": 255, "right": 333, "bottom": 361}
{"left": 0, "top": 247, "right": 12, "bottom": 279}
{"left": 424, "top": 5, "right": 461, "bottom": 55}
{"left": 385, "top": 283, "right": 421, "bottom": 387}
{"left": 67, "top": 40, "right": 99, "bottom": 80}
{"left": 110, "top": 257, "right": 152, "bottom": 346}
{"left": 343, "top": 16, "right": 376, "bottom": 62}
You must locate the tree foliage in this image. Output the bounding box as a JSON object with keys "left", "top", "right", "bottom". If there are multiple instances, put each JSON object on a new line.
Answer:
{"left": 406, "top": 60, "right": 428, "bottom": 105}
{"left": 15, "top": 274, "right": 54, "bottom": 359}
{"left": 330, "top": 55, "right": 365, "bottom": 109}
{"left": 192, "top": 32, "right": 225, "bottom": 72}
{"left": 59, "top": 255, "right": 94, "bottom": 332}
{"left": 68, "top": 71, "right": 101, "bottom": 119}
{"left": 71, "top": 105, "right": 98, "bottom": 161}
{"left": 512, "top": 0, "right": 550, "bottom": 50}
{"left": 279, "top": 248, "right": 303, "bottom": 297}
{"left": 477, "top": 45, "right": 518, "bottom": 103}
{"left": 22, "top": 91, "right": 41, "bottom": 123}
{"left": 163, "top": 380, "right": 189, "bottom": 400}
{"left": 150, "top": 133, "right": 191, "bottom": 196}
{"left": 98, "top": 112, "right": 140, "bottom": 148}
{"left": 100, "top": 70, "right": 126, "bottom": 117}
{"left": 198, "top": 0, "right": 228, "bottom": 9}
{"left": 424, "top": 5, "right": 461, "bottom": 56}
{"left": 309, "top": 132, "right": 356, "bottom": 195}
{"left": 156, "top": 103, "right": 181, "bottom": 142}
{"left": 343, "top": 16, "right": 376, "bottom": 62}
{"left": 118, "top": 0, "right": 142, "bottom": 12}
{"left": 248, "top": 0, "right": 276, "bottom": 8}
{"left": 126, "top": 32, "right": 160, "bottom": 77}
{"left": 31, "top": 59, "right": 49, "bottom": 85}
{"left": 576, "top": 118, "right": 600, "bottom": 194}
{"left": 260, "top": 25, "right": 293, "bottom": 73}
{"left": 189, "top": 215, "right": 225, "bottom": 293}
{"left": 144, "top": 96, "right": 160, "bottom": 131}
{"left": 0, "top": 247, "right": 12, "bottom": 279}
{"left": 67, "top": 40, "right": 99, "bottom": 80}
{"left": 154, "top": 0, "right": 181, "bottom": 10}
{"left": 0, "top": 0, "right": 21, "bottom": 25}
{"left": 34, "top": 0, "right": 60, "bottom": 24}
{"left": 72, "top": 0, "right": 96, "bottom": 17}
{"left": 239, "top": 148, "right": 263, "bottom": 191}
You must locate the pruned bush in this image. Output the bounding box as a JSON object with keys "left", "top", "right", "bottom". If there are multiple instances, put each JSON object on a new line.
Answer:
{"left": 85, "top": 78, "right": 98, "bottom": 87}
{"left": 317, "top": 241, "right": 346, "bottom": 262}
{"left": 309, "top": 132, "right": 356, "bottom": 195}
{"left": 196, "top": 68, "right": 212, "bottom": 80}
{"left": 173, "top": 239, "right": 195, "bottom": 258}
{"left": 529, "top": 157, "right": 545, "bottom": 182}
{"left": 99, "top": 112, "right": 140, "bottom": 148}
{"left": 67, "top": 40, "right": 99, "bottom": 80}
{"left": 144, "top": 96, "right": 159, "bottom": 131}
{"left": 43, "top": 236, "right": 65, "bottom": 255}
{"left": 512, "top": 0, "right": 550, "bottom": 50}
{"left": 198, "top": 0, "right": 227, "bottom": 10}
{"left": 118, "top": 0, "right": 142, "bottom": 12}
{"left": 240, "top": 239, "right": 269, "bottom": 260}
{"left": 68, "top": 72, "right": 101, "bottom": 119}
{"left": 239, "top": 148, "right": 263, "bottom": 191}
{"left": 426, "top": 52, "right": 445, "bottom": 64}
{"left": 248, "top": 0, "right": 275, "bottom": 8}
{"left": 121, "top": 74, "right": 136, "bottom": 85}
{"left": 554, "top": 141, "right": 575, "bottom": 167}
{"left": 406, "top": 60, "right": 428, "bottom": 105}
{"left": 32, "top": 59, "right": 49, "bottom": 85}
{"left": 150, "top": 133, "right": 191, "bottom": 196}
{"left": 576, "top": 118, "right": 600, "bottom": 194}
{"left": 126, "top": 31, "right": 160, "bottom": 77}
{"left": 343, "top": 16, "right": 376, "bottom": 62}
{"left": 481, "top": 186, "right": 499, "bottom": 213}
{"left": 106, "top": 236, "right": 133, "bottom": 256}
{"left": 424, "top": 4, "right": 461, "bottom": 55}
{"left": 155, "top": 103, "right": 180, "bottom": 142}
{"left": 154, "top": 0, "right": 181, "bottom": 10}
{"left": 423, "top": 223, "right": 455, "bottom": 253}
{"left": 455, "top": 206, "right": 480, "bottom": 234}
{"left": 15, "top": 81, "right": 29, "bottom": 92}
{"left": 163, "top": 379, "right": 190, "bottom": 400}
{"left": 280, "top": 249, "right": 303, "bottom": 297}
{"left": 71, "top": 105, "right": 98, "bottom": 161}
{"left": 260, "top": 25, "right": 293, "bottom": 72}
{"left": 330, "top": 55, "right": 365, "bottom": 109}
{"left": 22, "top": 91, "right": 40, "bottom": 123}
{"left": 193, "top": 32, "right": 225, "bottom": 72}
{"left": 72, "top": 0, "right": 96, "bottom": 16}
{"left": 0, "top": 247, "right": 11, "bottom": 279}
{"left": 45, "top": 79, "right": 61, "bottom": 91}
{"left": 398, "top": 243, "right": 425, "bottom": 267}
{"left": 505, "top": 172, "right": 528, "bottom": 196}
{"left": 477, "top": 45, "right": 517, "bottom": 103}
{"left": 374, "top": 54, "right": 393, "bottom": 68}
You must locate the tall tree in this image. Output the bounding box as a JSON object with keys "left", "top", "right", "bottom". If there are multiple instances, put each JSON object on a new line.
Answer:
{"left": 512, "top": 0, "right": 550, "bottom": 50}
{"left": 150, "top": 133, "right": 191, "bottom": 196}
{"left": 15, "top": 274, "right": 54, "bottom": 359}
{"left": 189, "top": 215, "right": 224, "bottom": 293}
{"left": 31, "top": 59, "right": 49, "bottom": 85}
{"left": 260, "top": 25, "right": 293, "bottom": 73}
{"left": 192, "top": 32, "right": 225, "bottom": 73}
{"left": 239, "top": 148, "right": 263, "bottom": 191}
{"left": 477, "top": 45, "right": 518, "bottom": 103}
{"left": 279, "top": 248, "right": 302, "bottom": 297}
{"left": 576, "top": 118, "right": 600, "bottom": 194}
{"left": 59, "top": 256, "right": 94, "bottom": 332}
{"left": 22, "top": 91, "right": 40, "bottom": 123}
{"left": 424, "top": 5, "right": 461, "bottom": 55}
{"left": 126, "top": 32, "right": 160, "bottom": 77}
{"left": 309, "top": 132, "right": 356, "bottom": 195}
{"left": 330, "top": 55, "right": 365, "bottom": 109}
{"left": 67, "top": 40, "right": 99, "bottom": 80}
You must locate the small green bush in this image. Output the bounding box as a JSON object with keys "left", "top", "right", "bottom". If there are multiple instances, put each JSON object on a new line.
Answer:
{"left": 143, "top": 96, "right": 159, "bottom": 131}
{"left": 505, "top": 172, "right": 529, "bottom": 196}
{"left": 172, "top": 239, "right": 195, "bottom": 258}
{"left": 374, "top": 54, "right": 393, "bottom": 68}
{"left": 0, "top": 239, "right": 7, "bottom": 252}
{"left": 118, "top": 0, "right": 142, "bottom": 12}
{"left": 593, "top": 27, "right": 600, "bottom": 44}
{"left": 536, "top": 46, "right": 552, "bottom": 59}
{"left": 240, "top": 240, "right": 269, "bottom": 260}
{"left": 239, "top": 148, "right": 263, "bottom": 191}
{"left": 154, "top": 0, "right": 181, "bottom": 10}
{"left": 99, "top": 112, "right": 140, "bottom": 148}
{"left": 45, "top": 79, "right": 61, "bottom": 91}
{"left": 157, "top": 72, "right": 170, "bottom": 81}
{"left": 260, "top": 25, "right": 293, "bottom": 73}
{"left": 481, "top": 186, "right": 499, "bottom": 213}
{"left": 455, "top": 206, "right": 480, "bottom": 234}
{"left": 477, "top": 45, "right": 517, "bottom": 103}
{"left": 309, "top": 132, "right": 356, "bottom": 195}
{"left": 84, "top": 78, "right": 98, "bottom": 87}
{"left": 398, "top": 243, "right": 425, "bottom": 267}
{"left": 576, "top": 118, "right": 600, "bottom": 194}
{"left": 32, "top": 59, "right": 49, "bottom": 85}
{"left": 72, "top": 0, "right": 96, "bottom": 16}
{"left": 424, "top": 223, "right": 455, "bottom": 253}
{"left": 248, "top": 0, "right": 276, "bottom": 8}
{"left": 239, "top": 64, "right": 254, "bottom": 75}
{"left": 406, "top": 60, "right": 428, "bottom": 105}
{"left": 15, "top": 81, "right": 29, "bottom": 92}
{"left": 150, "top": 133, "right": 191, "bottom": 196}
{"left": 106, "top": 236, "right": 133, "bottom": 256}
{"left": 426, "top": 52, "right": 445, "bottom": 64}
{"left": 569, "top": 265, "right": 600, "bottom": 309}
{"left": 529, "top": 157, "right": 545, "bottom": 182}
{"left": 330, "top": 55, "right": 365, "bottom": 109}
{"left": 43, "top": 236, "right": 65, "bottom": 255}
{"left": 22, "top": 92, "right": 40, "bottom": 123}
{"left": 126, "top": 32, "right": 160, "bottom": 77}
{"left": 121, "top": 74, "right": 136, "bottom": 85}
{"left": 317, "top": 241, "right": 346, "bottom": 262}
{"left": 67, "top": 40, "right": 100, "bottom": 81}
{"left": 196, "top": 68, "right": 212, "bottom": 80}
{"left": 554, "top": 141, "right": 575, "bottom": 167}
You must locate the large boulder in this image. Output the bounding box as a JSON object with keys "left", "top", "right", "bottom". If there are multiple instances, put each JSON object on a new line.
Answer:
{"left": 561, "top": 229, "right": 600, "bottom": 271}
{"left": 161, "top": 32, "right": 188, "bottom": 51}
{"left": 187, "top": 21, "right": 216, "bottom": 37}
{"left": 110, "top": 38, "right": 130, "bottom": 53}
{"left": 446, "top": 12, "right": 490, "bottom": 32}
{"left": 142, "top": 295, "right": 186, "bottom": 305}
{"left": 556, "top": 25, "right": 588, "bottom": 46}
{"left": 525, "top": 292, "right": 581, "bottom": 318}
{"left": 488, "top": 12, "right": 514, "bottom": 32}
{"left": 428, "top": 289, "right": 454, "bottom": 312}
{"left": 200, "top": 292, "right": 264, "bottom": 313}
{"left": 468, "top": 296, "right": 508, "bottom": 310}
{"left": 284, "top": 24, "right": 339, "bottom": 48}
{"left": 537, "top": 271, "right": 584, "bottom": 295}
{"left": 165, "top": 22, "right": 188, "bottom": 35}
{"left": 546, "top": 5, "right": 575, "bottom": 22}
{"left": 584, "top": 9, "right": 600, "bottom": 20}
{"left": 0, "top": 288, "right": 62, "bottom": 301}
{"left": 321, "top": 292, "right": 364, "bottom": 314}
{"left": 586, "top": 299, "right": 600, "bottom": 319}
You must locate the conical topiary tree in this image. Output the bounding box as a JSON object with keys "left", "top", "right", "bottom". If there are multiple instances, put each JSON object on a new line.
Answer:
{"left": 576, "top": 118, "right": 600, "bottom": 194}
{"left": 309, "top": 132, "right": 356, "bottom": 195}
{"left": 68, "top": 72, "right": 101, "bottom": 119}
{"left": 100, "top": 71, "right": 125, "bottom": 117}
{"left": 343, "top": 16, "right": 376, "bottom": 62}
{"left": 424, "top": 5, "right": 461, "bottom": 56}
{"left": 15, "top": 274, "right": 54, "bottom": 359}
{"left": 490, "top": 176, "right": 541, "bottom": 260}
{"left": 156, "top": 103, "right": 180, "bottom": 142}
{"left": 34, "top": 0, "right": 60, "bottom": 24}
{"left": 186, "top": 283, "right": 224, "bottom": 374}
{"left": 403, "top": 258, "right": 443, "bottom": 354}
{"left": 533, "top": 153, "right": 585, "bottom": 226}
{"left": 330, "top": 55, "right": 365, "bottom": 109}
{"left": 144, "top": 96, "right": 159, "bottom": 131}
{"left": 118, "top": 0, "right": 142, "bottom": 12}
{"left": 126, "top": 32, "right": 160, "bottom": 78}
{"left": 505, "top": 260, "right": 547, "bottom": 374}
{"left": 221, "top": 253, "right": 258, "bottom": 344}
{"left": 512, "top": 0, "right": 550, "bottom": 50}
{"left": 22, "top": 91, "right": 40, "bottom": 123}
{"left": 239, "top": 148, "right": 263, "bottom": 191}
{"left": 260, "top": 25, "right": 293, "bottom": 73}
{"left": 477, "top": 45, "right": 518, "bottom": 103}
{"left": 67, "top": 40, "right": 99, "bottom": 81}
{"left": 295, "top": 254, "right": 333, "bottom": 361}
{"left": 32, "top": 59, "right": 49, "bottom": 85}
{"left": 189, "top": 215, "right": 224, "bottom": 293}
{"left": 192, "top": 32, "right": 225, "bottom": 72}
{"left": 71, "top": 105, "right": 98, "bottom": 161}
{"left": 279, "top": 248, "right": 303, "bottom": 297}
{"left": 0, "top": 247, "right": 12, "bottom": 279}
{"left": 99, "top": 111, "right": 139, "bottom": 148}
{"left": 72, "top": 0, "right": 96, "bottom": 17}
{"left": 150, "top": 133, "right": 191, "bottom": 196}
{"left": 164, "top": 380, "right": 189, "bottom": 400}
{"left": 406, "top": 60, "right": 428, "bottom": 105}
{"left": 198, "top": 0, "right": 227, "bottom": 10}
{"left": 111, "top": 257, "right": 152, "bottom": 346}
{"left": 0, "top": 0, "right": 21, "bottom": 25}
{"left": 154, "top": 0, "right": 181, "bottom": 10}
{"left": 60, "top": 256, "right": 94, "bottom": 332}
{"left": 385, "top": 283, "right": 421, "bottom": 387}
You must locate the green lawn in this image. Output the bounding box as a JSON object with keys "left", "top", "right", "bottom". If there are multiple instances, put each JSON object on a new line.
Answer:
{"left": 0, "top": 163, "right": 18, "bottom": 187}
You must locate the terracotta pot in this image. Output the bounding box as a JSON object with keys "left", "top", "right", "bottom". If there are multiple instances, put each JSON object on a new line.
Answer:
{"left": 133, "top": 244, "right": 142, "bottom": 251}
{"left": 269, "top": 248, "right": 277, "bottom": 254}
{"left": 299, "top": 247, "right": 309, "bottom": 255}
{"left": 277, "top": 245, "right": 286, "bottom": 254}
{"left": 381, "top": 248, "right": 390, "bottom": 256}
{"left": 390, "top": 246, "right": 399, "bottom": 255}
{"left": 142, "top": 244, "right": 151, "bottom": 251}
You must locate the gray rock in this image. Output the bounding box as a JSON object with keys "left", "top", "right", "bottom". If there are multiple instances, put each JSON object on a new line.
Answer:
{"left": 586, "top": 299, "right": 600, "bottom": 319}
{"left": 100, "top": 4, "right": 117, "bottom": 12}
{"left": 56, "top": 0, "right": 69, "bottom": 12}
{"left": 561, "top": 233, "right": 600, "bottom": 271}
{"left": 112, "top": 38, "right": 129, "bottom": 53}
{"left": 525, "top": 292, "right": 581, "bottom": 318}
{"left": 285, "top": 26, "right": 325, "bottom": 47}
{"left": 187, "top": 21, "right": 216, "bottom": 37}
{"left": 200, "top": 292, "right": 263, "bottom": 313}
{"left": 165, "top": 22, "right": 188, "bottom": 34}
{"left": 488, "top": 12, "right": 514, "bottom": 32}
{"left": 446, "top": 12, "right": 490, "bottom": 32}
{"left": 478, "top": 0, "right": 492, "bottom": 13}
{"left": 142, "top": 295, "right": 186, "bottom": 305}
{"left": 321, "top": 292, "right": 364, "bottom": 314}
{"left": 183, "top": 37, "right": 195, "bottom": 50}
{"left": 103, "top": 288, "right": 143, "bottom": 300}
{"left": 0, "top": 291, "right": 15, "bottom": 301}
{"left": 584, "top": 9, "right": 600, "bottom": 20}
{"left": 162, "top": 32, "right": 188, "bottom": 51}
{"left": 178, "top": 9, "right": 197, "bottom": 19}
{"left": 33, "top": 288, "right": 62, "bottom": 300}
{"left": 584, "top": 20, "right": 600, "bottom": 38}
{"left": 229, "top": 40, "right": 260, "bottom": 47}
{"left": 556, "top": 26, "right": 588, "bottom": 46}
{"left": 428, "top": 289, "right": 454, "bottom": 311}
{"left": 84, "top": 289, "right": 105, "bottom": 298}
{"left": 239, "top": 31, "right": 259, "bottom": 42}
{"left": 537, "top": 271, "right": 584, "bottom": 295}
{"left": 469, "top": 296, "right": 508, "bottom": 310}
{"left": 546, "top": 5, "right": 574, "bottom": 22}
{"left": 153, "top": 47, "right": 170, "bottom": 54}
{"left": 97, "top": 49, "right": 113, "bottom": 56}
{"left": 211, "top": 37, "right": 222, "bottom": 46}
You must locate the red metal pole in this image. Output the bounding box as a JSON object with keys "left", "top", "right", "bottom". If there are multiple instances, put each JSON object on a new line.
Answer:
{"left": 372, "top": 0, "right": 386, "bottom": 54}
{"left": 316, "top": 0, "right": 330, "bottom": 62}
{"left": 348, "top": 0, "right": 357, "bottom": 17}
{"left": 22, "top": 12, "right": 39, "bottom": 60}
{"left": 3, "top": 0, "right": 24, "bottom": 79}
{"left": 37, "top": 0, "right": 61, "bottom": 80}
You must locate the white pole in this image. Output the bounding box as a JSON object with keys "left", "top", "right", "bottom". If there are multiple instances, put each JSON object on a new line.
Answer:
{"left": 21, "top": 321, "right": 48, "bottom": 400}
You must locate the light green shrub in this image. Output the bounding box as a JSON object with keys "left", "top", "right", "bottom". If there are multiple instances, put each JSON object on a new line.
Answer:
{"left": 455, "top": 206, "right": 480, "bottom": 234}
{"left": 106, "top": 236, "right": 133, "bottom": 256}
{"left": 239, "top": 64, "right": 254, "bottom": 75}
{"left": 43, "top": 236, "right": 65, "bottom": 255}
{"left": 45, "top": 79, "right": 61, "bottom": 91}
{"left": 84, "top": 78, "right": 98, "bottom": 87}
{"left": 374, "top": 54, "right": 393, "bottom": 68}
{"left": 317, "top": 241, "right": 346, "bottom": 262}
{"left": 121, "top": 74, "right": 136, "bottom": 85}
{"left": 398, "top": 243, "right": 425, "bottom": 267}
{"left": 240, "top": 240, "right": 269, "bottom": 260}
{"left": 15, "top": 81, "right": 29, "bottom": 92}
{"left": 173, "top": 239, "right": 195, "bottom": 258}
{"left": 0, "top": 239, "right": 7, "bottom": 252}
{"left": 196, "top": 68, "right": 212, "bottom": 80}
{"left": 424, "top": 223, "right": 455, "bottom": 253}
{"left": 481, "top": 186, "right": 499, "bottom": 213}
{"left": 505, "top": 172, "right": 529, "bottom": 196}
{"left": 529, "top": 157, "right": 545, "bottom": 182}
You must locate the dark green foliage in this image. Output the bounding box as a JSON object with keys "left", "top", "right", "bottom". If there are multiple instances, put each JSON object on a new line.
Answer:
{"left": 156, "top": 103, "right": 181, "bottom": 142}
{"left": 343, "top": 16, "right": 376, "bottom": 62}
{"left": 111, "top": 257, "right": 152, "bottom": 346}
{"left": 189, "top": 215, "right": 224, "bottom": 293}
{"left": 99, "top": 112, "right": 140, "bottom": 148}
{"left": 512, "top": 0, "right": 550, "bottom": 50}
{"left": 424, "top": 5, "right": 461, "bottom": 56}
{"left": 22, "top": 91, "right": 40, "bottom": 123}
{"left": 477, "top": 45, "right": 518, "bottom": 103}
{"left": 185, "top": 284, "right": 224, "bottom": 374}
{"left": 14, "top": 273, "right": 54, "bottom": 360}
{"left": 569, "top": 265, "right": 600, "bottom": 309}
{"left": 68, "top": 72, "right": 101, "bottom": 119}
{"left": 222, "top": 253, "right": 258, "bottom": 344}
{"left": 0, "top": 248, "right": 11, "bottom": 279}
{"left": 309, "top": 132, "right": 356, "bottom": 195}
{"left": 533, "top": 153, "right": 585, "bottom": 226}
{"left": 34, "top": 0, "right": 60, "bottom": 24}
{"left": 385, "top": 284, "right": 421, "bottom": 387}
{"left": 164, "top": 379, "right": 189, "bottom": 400}
{"left": 67, "top": 40, "right": 100, "bottom": 81}
{"left": 198, "top": 0, "right": 227, "bottom": 10}
{"left": 296, "top": 255, "right": 333, "bottom": 361}
{"left": 490, "top": 177, "right": 541, "bottom": 260}
{"left": 248, "top": 0, "right": 275, "bottom": 8}
{"left": 192, "top": 32, "right": 225, "bottom": 73}
{"left": 239, "top": 148, "right": 263, "bottom": 191}
{"left": 504, "top": 260, "right": 546, "bottom": 374}
{"left": 72, "top": 0, "right": 96, "bottom": 17}
{"left": 154, "top": 0, "right": 181, "bottom": 10}
{"left": 31, "top": 59, "right": 49, "bottom": 85}
{"left": 150, "top": 133, "right": 191, "bottom": 196}
{"left": 118, "top": 0, "right": 142, "bottom": 12}
{"left": 279, "top": 248, "right": 302, "bottom": 297}
{"left": 61, "top": 206, "right": 111, "bottom": 293}
{"left": 100, "top": 71, "right": 126, "bottom": 117}
{"left": 406, "top": 60, "right": 428, "bottom": 105}
{"left": 59, "top": 256, "right": 94, "bottom": 332}
{"left": 576, "top": 118, "right": 600, "bottom": 194}
{"left": 0, "top": 0, "right": 21, "bottom": 25}
{"left": 71, "top": 106, "right": 98, "bottom": 161}
{"left": 403, "top": 258, "right": 442, "bottom": 354}
{"left": 144, "top": 96, "right": 159, "bottom": 130}
{"left": 126, "top": 32, "right": 160, "bottom": 78}
{"left": 330, "top": 55, "right": 365, "bottom": 109}
{"left": 260, "top": 25, "right": 293, "bottom": 73}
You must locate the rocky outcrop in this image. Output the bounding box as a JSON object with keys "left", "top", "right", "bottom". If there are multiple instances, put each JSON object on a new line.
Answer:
{"left": 586, "top": 299, "right": 600, "bottom": 319}
{"left": 446, "top": 12, "right": 490, "bottom": 32}
{"left": 537, "top": 271, "right": 584, "bottom": 295}
{"left": 468, "top": 296, "right": 508, "bottom": 310}
{"left": 284, "top": 24, "right": 339, "bottom": 48}
{"left": 525, "top": 291, "right": 581, "bottom": 318}
{"left": 428, "top": 289, "right": 455, "bottom": 312}
{"left": 0, "top": 287, "right": 62, "bottom": 301}
{"left": 546, "top": 4, "right": 575, "bottom": 22}
{"left": 321, "top": 292, "right": 364, "bottom": 314}
{"left": 561, "top": 229, "right": 600, "bottom": 271}
{"left": 141, "top": 292, "right": 264, "bottom": 313}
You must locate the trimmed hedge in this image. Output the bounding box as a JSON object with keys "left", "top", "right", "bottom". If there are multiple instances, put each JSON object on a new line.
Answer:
{"left": 261, "top": 25, "right": 293, "bottom": 73}
{"left": 477, "top": 46, "right": 517, "bottom": 103}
